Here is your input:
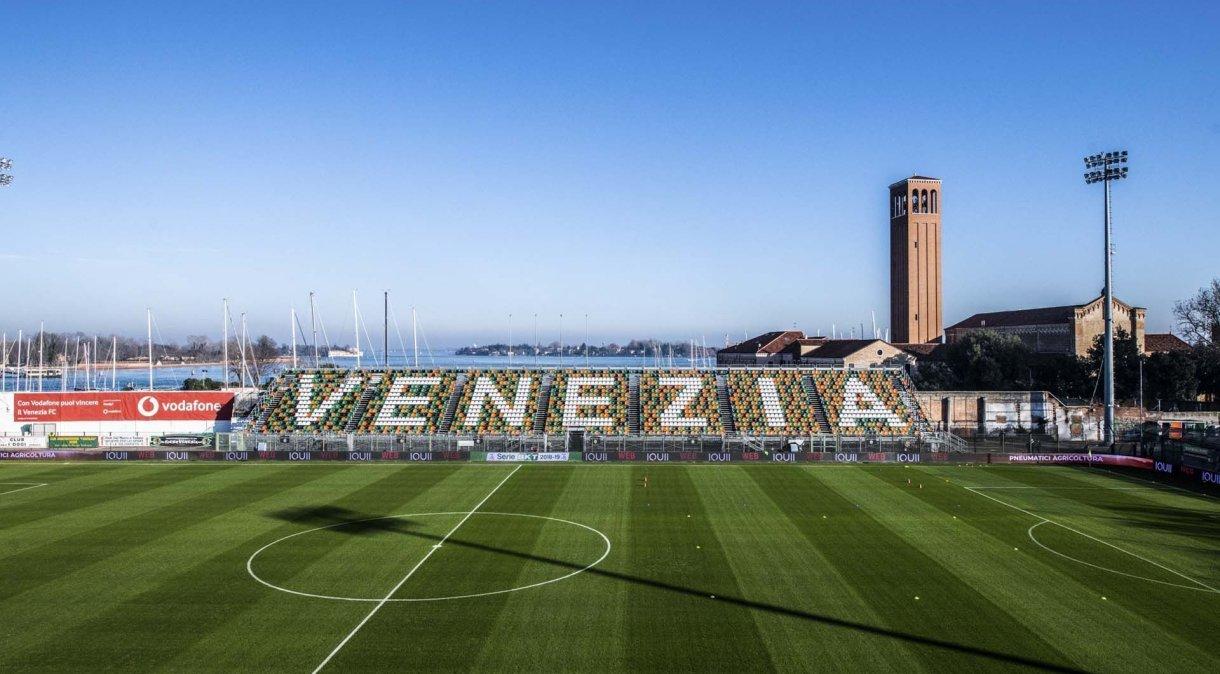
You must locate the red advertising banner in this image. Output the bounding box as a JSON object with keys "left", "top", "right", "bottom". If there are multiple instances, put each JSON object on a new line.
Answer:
{"left": 13, "top": 392, "right": 235, "bottom": 422}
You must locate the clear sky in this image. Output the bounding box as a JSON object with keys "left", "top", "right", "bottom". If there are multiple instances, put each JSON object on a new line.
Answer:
{"left": 1, "top": 1, "right": 1218, "bottom": 347}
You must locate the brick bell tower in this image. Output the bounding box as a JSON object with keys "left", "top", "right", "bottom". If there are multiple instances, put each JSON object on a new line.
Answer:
{"left": 889, "top": 175, "right": 942, "bottom": 344}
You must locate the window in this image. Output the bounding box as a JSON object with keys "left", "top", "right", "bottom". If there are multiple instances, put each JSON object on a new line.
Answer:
{"left": 931, "top": 189, "right": 938, "bottom": 213}
{"left": 921, "top": 189, "right": 929, "bottom": 213}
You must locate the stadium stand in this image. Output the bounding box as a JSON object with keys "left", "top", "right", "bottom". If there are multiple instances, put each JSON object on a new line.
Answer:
{"left": 726, "top": 369, "right": 819, "bottom": 436}
{"left": 812, "top": 370, "right": 918, "bottom": 436}
{"left": 544, "top": 369, "right": 630, "bottom": 434}
{"left": 638, "top": 370, "right": 723, "bottom": 435}
{"left": 354, "top": 370, "right": 457, "bottom": 434}
{"left": 450, "top": 370, "right": 541, "bottom": 434}
{"left": 252, "top": 367, "right": 926, "bottom": 438}
{"left": 258, "top": 369, "right": 369, "bottom": 433}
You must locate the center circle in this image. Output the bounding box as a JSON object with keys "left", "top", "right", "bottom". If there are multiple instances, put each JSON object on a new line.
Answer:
{"left": 247, "top": 511, "right": 612, "bottom": 602}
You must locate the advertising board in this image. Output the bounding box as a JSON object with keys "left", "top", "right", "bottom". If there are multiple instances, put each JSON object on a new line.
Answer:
{"left": 12, "top": 392, "right": 234, "bottom": 422}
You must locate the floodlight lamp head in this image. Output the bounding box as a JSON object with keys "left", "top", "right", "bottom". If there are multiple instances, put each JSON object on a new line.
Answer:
{"left": 0, "top": 157, "right": 11, "bottom": 170}
{"left": 0, "top": 175, "right": 11, "bottom": 186}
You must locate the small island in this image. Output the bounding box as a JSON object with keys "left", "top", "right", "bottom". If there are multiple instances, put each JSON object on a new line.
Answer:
{"left": 455, "top": 340, "right": 715, "bottom": 359}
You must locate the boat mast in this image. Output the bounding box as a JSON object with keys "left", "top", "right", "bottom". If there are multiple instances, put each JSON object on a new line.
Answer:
{"left": 412, "top": 306, "right": 419, "bottom": 367}
{"left": 310, "top": 292, "right": 319, "bottom": 368}
{"left": 222, "top": 298, "right": 230, "bottom": 387}
{"left": 353, "top": 289, "right": 361, "bottom": 369}
{"left": 147, "top": 308, "right": 153, "bottom": 391}
{"left": 291, "top": 307, "right": 298, "bottom": 369}
{"left": 37, "top": 322, "right": 44, "bottom": 391}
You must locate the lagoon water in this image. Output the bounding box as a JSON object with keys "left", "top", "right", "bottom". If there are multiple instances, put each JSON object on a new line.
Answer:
{"left": 1, "top": 351, "right": 704, "bottom": 391}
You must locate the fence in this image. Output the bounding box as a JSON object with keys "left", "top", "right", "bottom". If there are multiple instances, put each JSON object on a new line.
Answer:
{"left": 226, "top": 431, "right": 966, "bottom": 454}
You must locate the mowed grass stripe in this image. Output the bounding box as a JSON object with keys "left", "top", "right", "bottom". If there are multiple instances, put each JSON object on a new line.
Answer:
{"left": 316, "top": 465, "right": 577, "bottom": 671}
{"left": 927, "top": 464, "right": 1219, "bottom": 587}
{"left": 160, "top": 465, "right": 498, "bottom": 672}
{"left": 253, "top": 465, "right": 525, "bottom": 602}
{"left": 624, "top": 465, "right": 774, "bottom": 672}
{"left": 856, "top": 466, "right": 1218, "bottom": 672}
{"left": 956, "top": 465, "right": 1220, "bottom": 584}
{"left": 0, "top": 465, "right": 347, "bottom": 669}
{"left": 0, "top": 464, "right": 223, "bottom": 534}
{"left": 908, "top": 465, "right": 1220, "bottom": 665}
{"left": 695, "top": 466, "right": 917, "bottom": 672}
{"left": 778, "top": 467, "right": 1077, "bottom": 672}
{"left": 0, "top": 465, "right": 255, "bottom": 599}
{"left": 2, "top": 465, "right": 461, "bottom": 672}
{"left": 470, "top": 466, "right": 630, "bottom": 672}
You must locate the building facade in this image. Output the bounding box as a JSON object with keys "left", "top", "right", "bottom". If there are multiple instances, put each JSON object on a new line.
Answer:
{"left": 717, "top": 331, "right": 905, "bottom": 368}
{"left": 889, "top": 176, "right": 943, "bottom": 344}
{"left": 945, "top": 295, "right": 1146, "bottom": 356}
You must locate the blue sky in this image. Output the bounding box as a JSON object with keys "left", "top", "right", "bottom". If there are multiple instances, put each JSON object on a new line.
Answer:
{"left": 1, "top": 1, "right": 1218, "bottom": 347}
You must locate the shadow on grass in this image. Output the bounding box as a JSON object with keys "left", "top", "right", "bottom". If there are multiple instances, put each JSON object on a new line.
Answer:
{"left": 1099, "top": 504, "right": 1220, "bottom": 543}
{"left": 265, "top": 505, "right": 1082, "bottom": 672}
{"left": 269, "top": 505, "right": 419, "bottom": 536}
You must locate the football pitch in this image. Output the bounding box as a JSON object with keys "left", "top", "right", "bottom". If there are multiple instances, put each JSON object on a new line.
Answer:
{"left": 1, "top": 463, "right": 1216, "bottom": 672}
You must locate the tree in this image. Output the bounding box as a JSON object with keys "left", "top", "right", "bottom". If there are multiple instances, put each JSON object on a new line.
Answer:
{"left": 1084, "top": 328, "right": 1141, "bottom": 401}
{"left": 941, "top": 330, "right": 1033, "bottom": 391}
{"left": 182, "top": 377, "right": 223, "bottom": 391}
{"left": 1173, "top": 279, "right": 1220, "bottom": 347}
{"left": 1029, "top": 353, "right": 1093, "bottom": 400}
{"left": 1195, "top": 346, "right": 1220, "bottom": 402}
{"left": 1142, "top": 351, "right": 1197, "bottom": 408}
{"left": 250, "top": 335, "right": 281, "bottom": 384}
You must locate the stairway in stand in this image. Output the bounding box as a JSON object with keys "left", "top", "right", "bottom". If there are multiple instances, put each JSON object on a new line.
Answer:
{"left": 438, "top": 373, "right": 467, "bottom": 433}
{"left": 252, "top": 387, "right": 286, "bottom": 431}
{"left": 628, "top": 373, "right": 641, "bottom": 434}
{"left": 895, "top": 372, "right": 929, "bottom": 429}
{"left": 343, "top": 373, "right": 382, "bottom": 433}
{"left": 801, "top": 374, "right": 832, "bottom": 434}
{"left": 715, "top": 374, "right": 735, "bottom": 434}
{"left": 532, "top": 373, "right": 553, "bottom": 433}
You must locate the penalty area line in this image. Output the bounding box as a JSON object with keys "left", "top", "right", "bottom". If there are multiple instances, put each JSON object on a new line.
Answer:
{"left": 0, "top": 482, "right": 48, "bottom": 497}
{"left": 964, "top": 486, "right": 1219, "bottom": 593}
{"left": 311, "top": 464, "right": 522, "bottom": 673}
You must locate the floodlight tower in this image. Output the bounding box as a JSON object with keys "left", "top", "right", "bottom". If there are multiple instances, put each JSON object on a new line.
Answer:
{"left": 0, "top": 157, "right": 12, "bottom": 186}
{"left": 1083, "top": 150, "right": 1128, "bottom": 446}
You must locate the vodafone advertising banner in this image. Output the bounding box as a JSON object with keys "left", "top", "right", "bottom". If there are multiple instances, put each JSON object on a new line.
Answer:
{"left": 13, "top": 392, "right": 234, "bottom": 423}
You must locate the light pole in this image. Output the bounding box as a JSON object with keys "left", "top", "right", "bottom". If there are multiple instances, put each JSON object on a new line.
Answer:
{"left": 1084, "top": 150, "right": 1129, "bottom": 446}
{"left": 0, "top": 157, "right": 12, "bottom": 186}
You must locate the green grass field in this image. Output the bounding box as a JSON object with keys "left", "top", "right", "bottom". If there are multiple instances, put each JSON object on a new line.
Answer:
{"left": 1, "top": 462, "right": 1216, "bottom": 672}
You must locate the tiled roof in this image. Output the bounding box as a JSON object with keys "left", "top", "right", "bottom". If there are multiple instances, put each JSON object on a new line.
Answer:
{"left": 803, "top": 339, "right": 885, "bottom": 359}
{"left": 1144, "top": 333, "right": 1192, "bottom": 353}
{"left": 718, "top": 330, "right": 805, "bottom": 355}
{"left": 947, "top": 305, "right": 1078, "bottom": 330}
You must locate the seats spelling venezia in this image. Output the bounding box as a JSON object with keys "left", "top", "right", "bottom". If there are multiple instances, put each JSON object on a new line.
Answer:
{"left": 252, "top": 368, "right": 927, "bottom": 437}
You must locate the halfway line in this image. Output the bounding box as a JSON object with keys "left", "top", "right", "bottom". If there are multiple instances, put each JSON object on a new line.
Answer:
{"left": 312, "top": 464, "right": 522, "bottom": 673}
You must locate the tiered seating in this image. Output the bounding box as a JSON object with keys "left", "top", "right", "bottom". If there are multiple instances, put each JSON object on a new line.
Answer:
{"left": 259, "top": 370, "right": 368, "bottom": 433}
{"left": 356, "top": 370, "right": 456, "bottom": 434}
{"left": 451, "top": 370, "right": 540, "bottom": 434}
{"left": 544, "top": 369, "right": 629, "bottom": 434}
{"left": 812, "top": 370, "right": 913, "bottom": 436}
{"left": 252, "top": 367, "right": 926, "bottom": 438}
{"left": 726, "top": 370, "right": 818, "bottom": 435}
{"left": 638, "top": 370, "right": 722, "bottom": 435}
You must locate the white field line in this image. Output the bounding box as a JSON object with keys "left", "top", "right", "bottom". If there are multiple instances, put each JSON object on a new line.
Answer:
{"left": 1026, "top": 521, "right": 1218, "bottom": 593}
{"left": 0, "top": 482, "right": 48, "bottom": 497}
{"left": 964, "top": 486, "right": 1219, "bottom": 593}
{"left": 312, "top": 464, "right": 522, "bottom": 673}
{"left": 1091, "top": 466, "right": 1216, "bottom": 500}
{"left": 968, "top": 485, "right": 1151, "bottom": 490}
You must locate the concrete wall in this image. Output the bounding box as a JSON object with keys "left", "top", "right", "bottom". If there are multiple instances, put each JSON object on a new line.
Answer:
{"left": 913, "top": 390, "right": 1103, "bottom": 440}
